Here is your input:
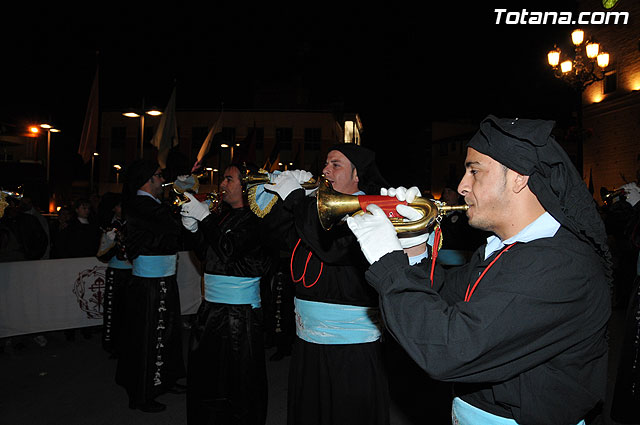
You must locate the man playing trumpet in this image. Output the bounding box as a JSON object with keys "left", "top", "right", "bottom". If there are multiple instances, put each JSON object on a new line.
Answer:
{"left": 264, "top": 144, "right": 396, "bottom": 425}
{"left": 347, "top": 116, "right": 611, "bottom": 425}
{"left": 179, "top": 162, "right": 274, "bottom": 425}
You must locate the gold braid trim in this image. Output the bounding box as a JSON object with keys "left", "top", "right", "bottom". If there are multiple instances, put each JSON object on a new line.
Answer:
{"left": 248, "top": 185, "right": 279, "bottom": 218}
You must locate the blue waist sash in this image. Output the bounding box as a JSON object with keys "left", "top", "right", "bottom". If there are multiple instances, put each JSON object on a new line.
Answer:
{"left": 132, "top": 255, "right": 177, "bottom": 278}
{"left": 451, "top": 397, "right": 585, "bottom": 425}
{"left": 108, "top": 256, "right": 132, "bottom": 270}
{"left": 203, "top": 274, "right": 261, "bottom": 308}
{"left": 437, "top": 249, "right": 468, "bottom": 266}
{"left": 294, "top": 297, "right": 383, "bottom": 345}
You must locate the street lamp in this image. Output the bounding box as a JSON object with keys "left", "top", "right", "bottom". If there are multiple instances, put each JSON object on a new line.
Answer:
{"left": 123, "top": 104, "right": 163, "bottom": 159}
{"left": 91, "top": 152, "right": 99, "bottom": 192}
{"left": 547, "top": 29, "right": 610, "bottom": 91}
{"left": 40, "top": 124, "right": 60, "bottom": 182}
{"left": 547, "top": 28, "right": 611, "bottom": 175}
{"left": 113, "top": 164, "right": 122, "bottom": 184}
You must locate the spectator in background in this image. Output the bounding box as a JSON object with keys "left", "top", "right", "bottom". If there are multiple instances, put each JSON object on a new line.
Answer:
{"left": 21, "top": 196, "right": 51, "bottom": 259}
{"left": 0, "top": 196, "right": 47, "bottom": 261}
{"left": 53, "top": 198, "right": 101, "bottom": 259}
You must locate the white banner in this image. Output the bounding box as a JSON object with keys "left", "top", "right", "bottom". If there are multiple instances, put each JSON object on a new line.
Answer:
{"left": 0, "top": 251, "right": 203, "bottom": 338}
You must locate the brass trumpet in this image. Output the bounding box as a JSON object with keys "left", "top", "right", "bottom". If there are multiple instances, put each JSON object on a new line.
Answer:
{"left": 316, "top": 177, "right": 469, "bottom": 235}
{"left": 600, "top": 187, "right": 626, "bottom": 206}
{"left": 242, "top": 168, "right": 319, "bottom": 189}
{"left": 163, "top": 175, "right": 221, "bottom": 213}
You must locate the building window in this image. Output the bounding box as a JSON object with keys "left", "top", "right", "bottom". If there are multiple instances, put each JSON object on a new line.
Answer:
{"left": 276, "top": 127, "right": 293, "bottom": 150}
{"left": 604, "top": 71, "right": 617, "bottom": 94}
{"left": 304, "top": 128, "right": 321, "bottom": 150}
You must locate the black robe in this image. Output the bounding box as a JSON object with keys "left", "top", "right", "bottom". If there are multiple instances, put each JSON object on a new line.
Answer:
{"left": 366, "top": 227, "right": 610, "bottom": 425}
{"left": 115, "top": 195, "right": 185, "bottom": 405}
{"left": 97, "top": 217, "right": 131, "bottom": 357}
{"left": 264, "top": 189, "right": 390, "bottom": 425}
{"left": 187, "top": 205, "right": 273, "bottom": 425}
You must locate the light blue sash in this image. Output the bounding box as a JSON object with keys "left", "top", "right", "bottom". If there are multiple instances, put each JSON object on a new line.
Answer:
{"left": 203, "top": 273, "right": 261, "bottom": 308}
{"left": 108, "top": 256, "right": 132, "bottom": 270}
{"left": 132, "top": 255, "right": 177, "bottom": 278}
{"left": 437, "top": 249, "right": 467, "bottom": 266}
{"left": 294, "top": 297, "right": 383, "bottom": 345}
{"left": 451, "top": 397, "right": 585, "bottom": 425}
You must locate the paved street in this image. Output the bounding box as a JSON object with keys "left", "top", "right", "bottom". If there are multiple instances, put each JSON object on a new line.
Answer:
{"left": 0, "top": 306, "right": 634, "bottom": 425}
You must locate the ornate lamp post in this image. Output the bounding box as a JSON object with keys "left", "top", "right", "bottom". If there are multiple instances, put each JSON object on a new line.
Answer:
{"left": 547, "top": 28, "right": 610, "bottom": 175}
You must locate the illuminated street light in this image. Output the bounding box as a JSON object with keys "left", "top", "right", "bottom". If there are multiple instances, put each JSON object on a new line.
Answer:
{"left": 546, "top": 28, "right": 611, "bottom": 175}
{"left": 114, "top": 164, "right": 122, "bottom": 184}
{"left": 91, "top": 152, "right": 99, "bottom": 192}
{"left": 39, "top": 123, "right": 60, "bottom": 182}
{"left": 547, "top": 28, "right": 610, "bottom": 91}
{"left": 122, "top": 104, "right": 163, "bottom": 158}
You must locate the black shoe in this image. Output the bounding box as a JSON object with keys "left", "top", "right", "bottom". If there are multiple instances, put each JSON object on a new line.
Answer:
{"left": 167, "top": 383, "right": 187, "bottom": 394}
{"left": 129, "top": 400, "right": 166, "bottom": 413}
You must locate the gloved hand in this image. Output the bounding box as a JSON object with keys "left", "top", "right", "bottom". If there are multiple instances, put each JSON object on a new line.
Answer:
{"left": 380, "top": 186, "right": 430, "bottom": 249}
{"left": 620, "top": 182, "right": 640, "bottom": 207}
{"left": 181, "top": 192, "right": 210, "bottom": 221}
{"left": 288, "top": 169, "right": 313, "bottom": 184}
{"left": 380, "top": 186, "right": 421, "bottom": 203}
{"left": 181, "top": 215, "right": 199, "bottom": 233}
{"left": 269, "top": 171, "right": 305, "bottom": 201}
{"left": 105, "top": 228, "right": 117, "bottom": 241}
{"left": 347, "top": 204, "right": 402, "bottom": 264}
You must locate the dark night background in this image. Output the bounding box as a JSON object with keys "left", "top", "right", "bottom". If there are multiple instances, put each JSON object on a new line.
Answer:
{"left": 1, "top": 1, "right": 581, "bottom": 188}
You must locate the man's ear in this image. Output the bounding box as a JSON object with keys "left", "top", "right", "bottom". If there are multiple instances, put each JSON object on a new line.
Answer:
{"left": 352, "top": 168, "right": 359, "bottom": 183}
{"left": 512, "top": 172, "right": 529, "bottom": 193}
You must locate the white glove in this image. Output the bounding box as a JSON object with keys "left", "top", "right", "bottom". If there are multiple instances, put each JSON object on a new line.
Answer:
{"left": 181, "top": 192, "right": 210, "bottom": 221}
{"left": 381, "top": 186, "right": 429, "bottom": 249}
{"left": 620, "top": 182, "right": 640, "bottom": 207}
{"left": 347, "top": 204, "right": 402, "bottom": 264}
{"left": 396, "top": 204, "right": 432, "bottom": 249}
{"left": 380, "top": 186, "right": 421, "bottom": 203}
{"left": 181, "top": 215, "right": 199, "bottom": 233}
{"left": 288, "top": 169, "right": 313, "bottom": 184}
{"left": 269, "top": 171, "right": 304, "bottom": 201}
{"left": 105, "top": 229, "right": 117, "bottom": 241}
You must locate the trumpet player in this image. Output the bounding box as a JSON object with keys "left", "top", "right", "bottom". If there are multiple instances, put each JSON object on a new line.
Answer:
{"left": 347, "top": 115, "right": 611, "bottom": 425}
{"left": 116, "top": 160, "right": 186, "bottom": 413}
{"left": 179, "top": 162, "right": 273, "bottom": 425}
{"left": 264, "top": 144, "right": 391, "bottom": 425}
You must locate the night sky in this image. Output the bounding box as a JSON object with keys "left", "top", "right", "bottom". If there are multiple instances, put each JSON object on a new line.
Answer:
{"left": 1, "top": 1, "right": 580, "bottom": 185}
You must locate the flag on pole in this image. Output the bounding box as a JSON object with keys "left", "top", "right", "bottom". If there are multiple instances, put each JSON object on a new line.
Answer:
{"left": 191, "top": 112, "right": 223, "bottom": 173}
{"left": 77, "top": 68, "right": 99, "bottom": 163}
{"left": 150, "top": 87, "right": 179, "bottom": 169}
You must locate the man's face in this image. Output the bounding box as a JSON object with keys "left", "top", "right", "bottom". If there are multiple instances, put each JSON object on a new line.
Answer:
{"left": 76, "top": 203, "right": 91, "bottom": 219}
{"left": 322, "top": 150, "right": 359, "bottom": 194}
{"left": 458, "top": 148, "right": 511, "bottom": 235}
{"left": 220, "top": 166, "right": 244, "bottom": 208}
{"left": 148, "top": 169, "right": 165, "bottom": 198}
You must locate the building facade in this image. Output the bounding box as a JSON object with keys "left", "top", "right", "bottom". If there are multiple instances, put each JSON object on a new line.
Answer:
{"left": 580, "top": 0, "right": 640, "bottom": 201}
{"left": 97, "top": 108, "right": 362, "bottom": 194}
